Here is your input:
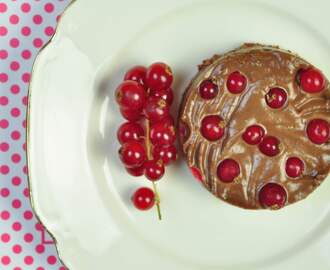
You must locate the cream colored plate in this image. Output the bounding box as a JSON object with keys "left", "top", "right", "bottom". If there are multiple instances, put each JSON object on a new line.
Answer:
{"left": 28, "top": 0, "right": 330, "bottom": 269}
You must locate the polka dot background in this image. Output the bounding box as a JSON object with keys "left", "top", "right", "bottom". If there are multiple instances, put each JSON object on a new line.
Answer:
{"left": 0, "top": 1, "right": 70, "bottom": 269}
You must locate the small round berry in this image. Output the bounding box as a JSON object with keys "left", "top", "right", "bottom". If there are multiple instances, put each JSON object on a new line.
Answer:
{"left": 132, "top": 187, "right": 155, "bottom": 210}
{"left": 119, "top": 142, "right": 146, "bottom": 168}
{"left": 150, "top": 122, "right": 176, "bottom": 146}
{"left": 117, "top": 122, "right": 144, "bottom": 144}
{"left": 126, "top": 165, "right": 144, "bottom": 177}
{"left": 124, "top": 65, "right": 147, "bottom": 86}
{"left": 146, "top": 62, "right": 173, "bottom": 91}
{"left": 158, "top": 115, "right": 175, "bottom": 127}
{"left": 259, "top": 136, "right": 280, "bottom": 157}
{"left": 120, "top": 107, "right": 142, "bottom": 122}
{"left": 265, "top": 88, "right": 287, "bottom": 109}
{"left": 150, "top": 88, "right": 174, "bottom": 106}
{"left": 242, "top": 125, "right": 265, "bottom": 145}
{"left": 199, "top": 80, "right": 218, "bottom": 100}
{"left": 226, "top": 71, "right": 247, "bottom": 94}
{"left": 217, "top": 159, "right": 240, "bottom": 183}
{"left": 115, "top": 81, "right": 146, "bottom": 111}
{"left": 299, "top": 68, "right": 325, "bottom": 93}
{"left": 144, "top": 96, "right": 170, "bottom": 122}
{"left": 179, "top": 121, "right": 190, "bottom": 143}
{"left": 306, "top": 119, "right": 330, "bottom": 145}
{"left": 143, "top": 160, "right": 165, "bottom": 181}
{"left": 153, "top": 145, "right": 177, "bottom": 165}
{"left": 285, "top": 157, "right": 304, "bottom": 178}
{"left": 200, "top": 115, "right": 225, "bottom": 141}
{"left": 259, "top": 183, "right": 287, "bottom": 209}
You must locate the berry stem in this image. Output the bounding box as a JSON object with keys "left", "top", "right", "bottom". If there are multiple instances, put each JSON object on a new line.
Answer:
{"left": 146, "top": 119, "right": 162, "bottom": 220}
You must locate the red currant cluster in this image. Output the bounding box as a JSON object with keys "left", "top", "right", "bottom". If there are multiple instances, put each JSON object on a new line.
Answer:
{"left": 115, "top": 63, "right": 177, "bottom": 218}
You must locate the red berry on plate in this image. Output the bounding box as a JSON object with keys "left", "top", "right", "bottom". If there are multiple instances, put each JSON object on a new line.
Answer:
{"left": 242, "top": 125, "right": 265, "bottom": 145}
{"left": 150, "top": 88, "right": 174, "bottom": 106}
{"left": 153, "top": 145, "right": 177, "bottom": 165}
{"left": 126, "top": 165, "right": 144, "bottom": 177}
{"left": 200, "top": 115, "right": 225, "bottom": 141}
{"left": 157, "top": 115, "right": 175, "bottom": 127}
{"left": 132, "top": 187, "right": 155, "bottom": 210}
{"left": 179, "top": 121, "right": 190, "bottom": 143}
{"left": 124, "top": 65, "right": 147, "bottom": 86}
{"left": 144, "top": 96, "right": 170, "bottom": 122}
{"left": 259, "top": 136, "right": 280, "bottom": 157}
{"left": 285, "top": 157, "right": 304, "bottom": 178}
{"left": 299, "top": 68, "right": 325, "bottom": 93}
{"left": 259, "top": 183, "right": 287, "bottom": 209}
{"left": 306, "top": 119, "right": 330, "bottom": 144}
{"left": 199, "top": 80, "right": 218, "bottom": 100}
{"left": 143, "top": 160, "right": 165, "bottom": 181}
{"left": 217, "top": 159, "right": 240, "bottom": 183}
{"left": 120, "top": 107, "right": 142, "bottom": 122}
{"left": 115, "top": 81, "right": 146, "bottom": 111}
{"left": 226, "top": 71, "right": 247, "bottom": 94}
{"left": 150, "top": 122, "right": 176, "bottom": 146}
{"left": 117, "top": 122, "right": 144, "bottom": 144}
{"left": 265, "top": 88, "right": 287, "bottom": 109}
{"left": 119, "top": 141, "right": 146, "bottom": 168}
{"left": 146, "top": 62, "right": 173, "bottom": 92}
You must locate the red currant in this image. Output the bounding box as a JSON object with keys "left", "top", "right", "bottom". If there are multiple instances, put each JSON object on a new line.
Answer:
{"left": 115, "top": 81, "right": 146, "bottom": 111}
{"left": 150, "top": 88, "right": 174, "bottom": 106}
{"left": 299, "top": 68, "right": 325, "bottom": 93}
{"left": 285, "top": 157, "right": 304, "bottom": 178}
{"left": 144, "top": 96, "right": 170, "bottom": 122}
{"left": 242, "top": 125, "right": 265, "bottom": 145}
{"left": 199, "top": 80, "right": 218, "bottom": 100}
{"left": 146, "top": 62, "right": 173, "bottom": 92}
{"left": 179, "top": 121, "right": 190, "bottom": 143}
{"left": 126, "top": 165, "right": 144, "bottom": 177}
{"left": 153, "top": 145, "right": 177, "bottom": 165}
{"left": 226, "top": 71, "right": 247, "bottom": 94}
{"left": 258, "top": 136, "right": 280, "bottom": 157}
{"left": 158, "top": 115, "right": 175, "bottom": 127}
{"left": 265, "top": 88, "right": 287, "bottom": 109}
{"left": 307, "top": 119, "right": 330, "bottom": 144}
{"left": 217, "top": 159, "right": 240, "bottom": 183}
{"left": 119, "top": 141, "right": 146, "bottom": 168}
{"left": 120, "top": 107, "right": 142, "bottom": 122}
{"left": 259, "top": 183, "right": 287, "bottom": 209}
{"left": 143, "top": 160, "right": 165, "bottom": 181}
{"left": 124, "top": 65, "right": 147, "bottom": 86}
{"left": 200, "top": 115, "right": 225, "bottom": 141}
{"left": 132, "top": 187, "right": 155, "bottom": 210}
{"left": 150, "top": 122, "right": 176, "bottom": 146}
{"left": 117, "top": 122, "right": 144, "bottom": 145}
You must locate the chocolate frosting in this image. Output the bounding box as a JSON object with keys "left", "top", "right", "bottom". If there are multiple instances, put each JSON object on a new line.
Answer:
{"left": 179, "top": 44, "right": 330, "bottom": 209}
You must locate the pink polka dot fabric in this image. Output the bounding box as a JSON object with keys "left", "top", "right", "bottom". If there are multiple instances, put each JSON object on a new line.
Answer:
{"left": 0, "top": 1, "right": 70, "bottom": 269}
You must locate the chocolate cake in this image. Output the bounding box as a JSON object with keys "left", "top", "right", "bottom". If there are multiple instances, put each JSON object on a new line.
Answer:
{"left": 179, "top": 44, "right": 330, "bottom": 210}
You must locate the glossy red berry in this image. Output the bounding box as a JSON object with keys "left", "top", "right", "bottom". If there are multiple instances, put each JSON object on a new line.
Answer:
{"left": 150, "top": 122, "right": 176, "bottom": 146}
{"left": 299, "top": 68, "right": 325, "bottom": 93}
{"left": 120, "top": 107, "right": 142, "bottom": 122}
{"left": 117, "top": 122, "right": 144, "bottom": 144}
{"left": 126, "top": 165, "right": 144, "bottom": 177}
{"left": 259, "top": 183, "right": 287, "bottom": 209}
{"left": 226, "top": 71, "right": 247, "bottom": 94}
{"left": 200, "top": 115, "right": 225, "bottom": 141}
{"left": 115, "top": 81, "right": 146, "bottom": 111}
{"left": 242, "top": 125, "right": 265, "bottom": 145}
{"left": 144, "top": 96, "right": 170, "bottom": 122}
{"left": 119, "top": 142, "right": 146, "bottom": 168}
{"left": 285, "top": 157, "right": 304, "bottom": 178}
{"left": 146, "top": 62, "right": 173, "bottom": 92}
{"left": 306, "top": 119, "right": 330, "bottom": 144}
{"left": 143, "top": 160, "right": 165, "bottom": 181}
{"left": 158, "top": 115, "right": 175, "bottom": 127}
{"left": 150, "top": 88, "right": 174, "bottom": 106}
{"left": 124, "top": 65, "right": 147, "bottom": 86}
{"left": 199, "top": 80, "right": 218, "bottom": 100}
{"left": 153, "top": 145, "right": 177, "bottom": 165}
{"left": 132, "top": 187, "right": 155, "bottom": 210}
{"left": 259, "top": 136, "right": 280, "bottom": 157}
{"left": 217, "top": 159, "right": 240, "bottom": 183}
{"left": 179, "top": 121, "right": 190, "bottom": 143}
{"left": 265, "top": 88, "right": 287, "bottom": 109}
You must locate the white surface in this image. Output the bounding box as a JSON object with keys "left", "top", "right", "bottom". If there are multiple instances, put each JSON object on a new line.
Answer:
{"left": 28, "top": 0, "right": 330, "bottom": 269}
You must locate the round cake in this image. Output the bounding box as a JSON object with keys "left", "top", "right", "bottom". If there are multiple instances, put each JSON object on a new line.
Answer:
{"left": 179, "top": 43, "right": 330, "bottom": 210}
